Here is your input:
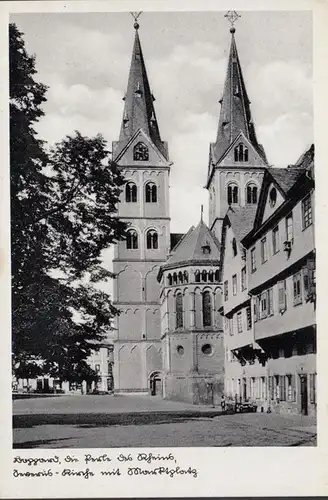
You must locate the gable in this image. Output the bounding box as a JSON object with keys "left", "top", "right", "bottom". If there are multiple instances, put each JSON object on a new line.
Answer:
{"left": 261, "top": 181, "right": 285, "bottom": 224}
{"left": 112, "top": 129, "right": 169, "bottom": 167}
{"left": 220, "top": 219, "right": 244, "bottom": 281}
{"left": 217, "top": 132, "right": 267, "bottom": 168}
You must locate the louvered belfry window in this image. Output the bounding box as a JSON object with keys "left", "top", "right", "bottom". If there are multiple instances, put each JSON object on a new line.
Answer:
{"left": 133, "top": 142, "right": 149, "bottom": 161}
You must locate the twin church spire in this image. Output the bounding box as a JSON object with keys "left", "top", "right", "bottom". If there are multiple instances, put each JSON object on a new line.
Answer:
{"left": 118, "top": 12, "right": 266, "bottom": 166}
{"left": 118, "top": 18, "right": 167, "bottom": 158}
{"left": 212, "top": 25, "right": 265, "bottom": 164}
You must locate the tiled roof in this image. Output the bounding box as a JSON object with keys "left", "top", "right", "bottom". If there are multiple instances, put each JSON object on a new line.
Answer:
{"left": 294, "top": 144, "right": 314, "bottom": 170}
{"left": 227, "top": 205, "right": 257, "bottom": 242}
{"left": 170, "top": 233, "right": 184, "bottom": 251}
{"left": 267, "top": 167, "right": 305, "bottom": 195}
{"left": 164, "top": 220, "right": 221, "bottom": 268}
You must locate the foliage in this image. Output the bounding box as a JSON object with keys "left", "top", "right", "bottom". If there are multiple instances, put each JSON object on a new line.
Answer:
{"left": 10, "top": 23, "right": 127, "bottom": 384}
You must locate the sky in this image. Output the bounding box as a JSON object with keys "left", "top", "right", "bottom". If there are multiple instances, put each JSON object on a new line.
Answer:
{"left": 11, "top": 11, "right": 313, "bottom": 293}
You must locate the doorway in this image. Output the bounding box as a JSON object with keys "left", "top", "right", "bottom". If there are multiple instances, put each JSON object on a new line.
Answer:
{"left": 242, "top": 378, "right": 247, "bottom": 401}
{"left": 149, "top": 372, "right": 162, "bottom": 396}
{"left": 299, "top": 374, "right": 308, "bottom": 415}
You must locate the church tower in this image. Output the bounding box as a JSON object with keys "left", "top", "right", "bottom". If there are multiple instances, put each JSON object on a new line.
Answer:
{"left": 207, "top": 14, "right": 268, "bottom": 241}
{"left": 112, "top": 18, "right": 171, "bottom": 393}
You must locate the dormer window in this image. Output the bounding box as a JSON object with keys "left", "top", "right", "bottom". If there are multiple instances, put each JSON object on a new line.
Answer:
{"left": 134, "top": 82, "right": 142, "bottom": 96}
{"left": 202, "top": 245, "right": 211, "bottom": 255}
{"left": 234, "top": 143, "right": 248, "bottom": 162}
{"left": 133, "top": 142, "right": 149, "bottom": 161}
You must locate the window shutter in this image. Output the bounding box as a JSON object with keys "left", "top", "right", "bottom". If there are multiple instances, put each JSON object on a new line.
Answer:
{"left": 302, "top": 265, "right": 310, "bottom": 301}
{"left": 278, "top": 280, "right": 286, "bottom": 311}
{"left": 309, "top": 373, "right": 316, "bottom": 404}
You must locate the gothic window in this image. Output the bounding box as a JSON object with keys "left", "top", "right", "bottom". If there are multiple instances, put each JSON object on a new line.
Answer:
{"left": 145, "top": 182, "right": 157, "bottom": 203}
{"left": 167, "top": 274, "right": 172, "bottom": 286}
{"left": 146, "top": 229, "right": 158, "bottom": 249}
{"left": 232, "top": 238, "right": 238, "bottom": 257}
{"left": 208, "top": 271, "right": 214, "bottom": 282}
{"left": 215, "top": 270, "right": 220, "bottom": 282}
{"left": 175, "top": 293, "right": 183, "bottom": 329}
{"left": 195, "top": 270, "right": 200, "bottom": 283}
{"left": 234, "top": 143, "right": 249, "bottom": 162}
{"left": 178, "top": 271, "right": 183, "bottom": 284}
{"left": 173, "top": 273, "right": 178, "bottom": 284}
{"left": 246, "top": 184, "right": 258, "bottom": 204}
{"left": 126, "top": 229, "right": 138, "bottom": 249}
{"left": 202, "top": 291, "right": 212, "bottom": 327}
{"left": 202, "top": 270, "right": 207, "bottom": 282}
{"left": 183, "top": 270, "right": 189, "bottom": 283}
{"left": 125, "top": 182, "right": 137, "bottom": 203}
{"left": 133, "top": 142, "right": 149, "bottom": 161}
{"left": 227, "top": 183, "right": 239, "bottom": 205}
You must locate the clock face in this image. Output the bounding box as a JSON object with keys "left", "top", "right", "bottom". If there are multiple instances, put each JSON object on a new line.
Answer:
{"left": 269, "top": 187, "right": 277, "bottom": 207}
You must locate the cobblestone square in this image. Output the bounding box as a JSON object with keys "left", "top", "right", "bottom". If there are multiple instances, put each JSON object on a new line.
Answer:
{"left": 13, "top": 395, "right": 316, "bottom": 448}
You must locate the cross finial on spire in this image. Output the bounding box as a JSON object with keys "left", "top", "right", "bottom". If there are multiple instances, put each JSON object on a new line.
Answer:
{"left": 131, "top": 11, "right": 142, "bottom": 30}
{"left": 224, "top": 10, "right": 241, "bottom": 33}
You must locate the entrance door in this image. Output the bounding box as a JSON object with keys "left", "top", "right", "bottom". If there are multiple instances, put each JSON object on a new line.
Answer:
{"left": 300, "top": 374, "right": 308, "bottom": 415}
{"left": 150, "top": 373, "right": 162, "bottom": 396}
{"left": 242, "top": 378, "right": 247, "bottom": 401}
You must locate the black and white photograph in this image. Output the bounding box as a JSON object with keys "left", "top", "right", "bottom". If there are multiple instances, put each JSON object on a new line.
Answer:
{"left": 9, "top": 6, "right": 318, "bottom": 452}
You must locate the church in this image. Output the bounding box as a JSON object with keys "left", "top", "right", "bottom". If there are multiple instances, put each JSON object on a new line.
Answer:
{"left": 110, "top": 12, "right": 316, "bottom": 413}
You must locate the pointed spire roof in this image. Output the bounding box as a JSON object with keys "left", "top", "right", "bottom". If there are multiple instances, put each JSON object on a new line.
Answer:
{"left": 212, "top": 27, "right": 265, "bottom": 164}
{"left": 118, "top": 24, "right": 166, "bottom": 156}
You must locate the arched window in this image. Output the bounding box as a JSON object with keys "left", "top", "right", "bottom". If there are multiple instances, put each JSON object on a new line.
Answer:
{"left": 175, "top": 293, "right": 183, "bottom": 329}
{"left": 125, "top": 182, "right": 137, "bottom": 203}
{"left": 178, "top": 271, "right": 183, "bottom": 284}
{"left": 183, "top": 270, "right": 189, "bottom": 283}
{"left": 227, "top": 184, "right": 239, "bottom": 205}
{"left": 167, "top": 274, "right": 172, "bottom": 286}
{"left": 146, "top": 229, "right": 158, "bottom": 249}
{"left": 173, "top": 273, "right": 178, "bottom": 285}
{"left": 195, "top": 270, "right": 200, "bottom": 283}
{"left": 126, "top": 229, "right": 138, "bottom": 249}
{"left": 232, "top": 238, "right": 238, "bottom": 257}
{"left": 246, "top": 184, "right": 258, "bottom": 204}
{"left": 133, "top": 142, "right": 149, "bottom": 161}
{"left": 202, "top": 291, "right": 212, "bottom": 327}
{"left": 145, "top": 182, "right": 157, "bottom": 203}
{"left": 202, "top": 270, "right": 207, "bottom": 282}
{"left": 234, "top": 143, "right": 249, "bottom": 162}
{"left": 215, "top": 270, "right": 220, "bottom": 282}
{"left": 208, "top": 271, "right": 214, "bottom": 283}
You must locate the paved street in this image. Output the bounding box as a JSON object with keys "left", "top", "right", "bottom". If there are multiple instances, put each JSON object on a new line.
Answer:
{"left": 13, "top": 394, "right": 316, "bottom": 448}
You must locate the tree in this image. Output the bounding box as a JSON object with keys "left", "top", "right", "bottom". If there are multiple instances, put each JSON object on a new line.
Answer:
{"left": 10, "top": 23, "right": 127, "bottom": 385}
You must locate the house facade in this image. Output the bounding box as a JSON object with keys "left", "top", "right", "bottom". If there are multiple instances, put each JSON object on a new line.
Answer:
{"left": 222, "top": 148, "right": 316, "bottom": 415}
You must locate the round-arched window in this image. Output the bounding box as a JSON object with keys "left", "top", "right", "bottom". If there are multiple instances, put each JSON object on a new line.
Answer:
{"left": 246, "top": 184, "right": 258, "bottom": 204}
{"left": 125, "top": 182, "right": 137, "bottom": 203}
{"left": 146, "top": 229, "right": 158, "bottom": 249}
{"left": 177, "top": 345, "right": 184, "bottom": 356}
{"left": 227, "top": 183, "right": 239, "bottom": 205}
{"left": 201, "top": 344, "right": 213, "bottom": 356}
{"left": 145, "top": 182, "right": 157, "bottom": 203}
